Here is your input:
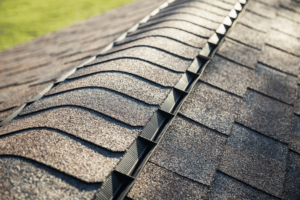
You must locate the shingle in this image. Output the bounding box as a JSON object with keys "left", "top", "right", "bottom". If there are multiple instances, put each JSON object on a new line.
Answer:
{"left": 0, "top": 128, "right": 122, "bottom": 182}
{"left": 228, "top": 23, "right": 266, "bottom": 50}
{"left": 150, "top": 116, "right": 226, "bottom": 185}
{"left": 279, "top": 0, "right": 300, "bottom": 13}
{"left": 239, "top": 11, "right": 272, "bottom": 32}
{"left": 154, "top": 7, "right": 226, "bottom": 23}
{"left": 272, "top": 15, "right": 300, "bottom": 38}
{"left": 255, "top": 0, "right": 279, "bottom": 7}
{"left": 0, "top": 157, "right": 101, "bottom": 199}
{"left": 247, "top": 1, "right": 277, "bottom": 18}
{"left": 266, "top": 29, "right": 300, "bottom": 57}
{"left": 47, "top": 72, "right": 170, "bottom": 105}
{"left": 258, "top": 45, "right": 300, "bottom": 76}
{"left": 118, "top": 28, "right": 207, "bottom": 48}
{"left": 127, "top": 162, "right": 209, "bottom": 200}
{"left": 0, "top": 106, "right": 18, "bottom": 121}
{"left": 109, "top": 36, "right": 200, "bottom": 59}
{"left": 20, "top": 88, "right": 157, "bottom": 126}
{"left": 217, "top": 39, "right": 259, "bottom": 69}
{"left": 200, "top": 0, "right": 234, "bottom": 10}
{"left": 249, "top": 63, "right": 297, "bottom": 104}
{"left": 132, "top": 20, "right": 214, "bottom": 38}
{"left": 180, "top": 82, "right": 242, "bottom": 135}
{"left": 143, "top": 13, "right": 220, "bottom": 30}
{"left": 89, "top": 48, "right": 191, "bottom": 72}
{"left": 277, "top": 7, "right": 300, "bottom": 23}
{"left": 210, "top": 172, "right": 278, "bottom": 200}
{"left": 282, "top": 151, "right": 300, "bottom": 200}
{"left": 167, "top": 1, "right": 231, "bottom": 16}
{"left": 200, "top": 55, "right": 253, "bottom": 97}
{"left": 237, "top": 89, "right": 293, "bottom": 143}
{"left": 291, "top": 115, "right": 300, "bottom": 154}
{"left": 0, "top": 107, "right": 141, "bottom": 151}
{"left": 219, "top": 124, "right": 288, "bottom": 197}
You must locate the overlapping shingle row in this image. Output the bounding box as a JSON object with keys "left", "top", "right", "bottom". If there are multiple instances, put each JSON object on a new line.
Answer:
{"left": 0, "top": 0, "right": 225, "bottom": 198}
{"left": 128, "top": 0, "right": 300, "bottom": 199}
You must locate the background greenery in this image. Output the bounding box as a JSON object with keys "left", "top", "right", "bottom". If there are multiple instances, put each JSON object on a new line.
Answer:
{"left": 0, "top": 0, "right": 135, "bottom": 51}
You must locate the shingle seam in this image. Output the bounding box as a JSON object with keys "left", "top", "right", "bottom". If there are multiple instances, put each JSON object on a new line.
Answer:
{"left": 216, "top": 53, "right": 255, "bottom": 70}
{"left": 114, "top": 34, "right": 206, "bottom": 48}
{"left": 70, "top": 57, "right": 185, "bottom": 74}
{"left": 237, "top": 22, "right": 267, "bottom": 33}
{"left": 246, "top": 88, "right": 295, "bottom": 106}
{"left": 257, "top": 61, "right": 298, "bottom": 78}
{"left": 0, "top": 155, "right": 103, "bottom": 185}
{"left": 277, "top": 13, "right": 300, "bottom": 24}
{"left": 162, "top": 5, "right": 227, "bottom": 17}
{"left": 93, "top": 1, "right": 248, "bottom": 199}
{"left": 271, "top": 27, "right": 300, "bottom": 40}
{"left": 214, "top": 171, "right": 281, "bottom": 199}
{"left": 265, "top": 42, "right": 300, "bottom": 58}
{"left": 0, "top": 127, "right": 125, "bottom": 153}
{"left": 0, "top": 0, "right": 175, "bottom": 126}
{"left": 198, "top": 80, "right": 244, "bottom": 98}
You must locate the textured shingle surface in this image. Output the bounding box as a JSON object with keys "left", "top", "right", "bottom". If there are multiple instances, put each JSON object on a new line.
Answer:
{"left": 150, "top": 116, "right": 226, "bottom": 185}
{"left": 127, "top": 162, "right": 209, "bottom": 200}
{"left": 180, "top": 82, "right": 242, "bottom": 135}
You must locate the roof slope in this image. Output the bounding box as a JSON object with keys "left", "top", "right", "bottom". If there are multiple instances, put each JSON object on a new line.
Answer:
{"left": 128, "top": 0, "right": 300, "bottom": 199}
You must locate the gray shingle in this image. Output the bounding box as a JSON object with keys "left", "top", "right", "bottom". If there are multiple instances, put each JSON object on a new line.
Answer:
{"left": 0, "top": 157, "right": 101, "bottom": 199}
{"left": 258, "top": 45, "right": 300, "bottom": 76}
{"left": 118, "top": 27, "right": 207, "bottom": 48}
{"left": 282, "top": 151, "right": 300, "bottom": 200}
{"left": 200, "top": 55, "right": 253, "bottom": 97}
{"left": 150, "top": 116, "right": 226, "bottom": 185}
{"left": 219, "top": 124, "right": 288, "bottom": 197}
{"left": 228, "top": 23, "right": 266, "bottom": 50}
{"left": 247, "top": 1, "right": 276, "bottom": 18}
{"left": 237, "top": 89, "right": 293, "bottom": 143}
{"left": 20, "top": 88, "right": 157, "bottom": 126}
{"left": 249, "top": 63, "right": 297, "bottom": 104}
{"left": 291, "top": 115, "right": 300, "bottom": 154}
{"left": 217, "top": 39, "right": 259, "bottom": 69}
{"left": 0, "top": 129, "right": 122, "bottom": 182}
{"left": 210, "top": 172, "right": 278, "bottom": 200}
{"left": 128, "top": 162, "right": 209, "bottom": 200}
{"left": 0, "top": 107, "right": 141, "bottom": 151}
{"left": 239, "top": 11, "right": 272, "bottom": 32}
{"left": 109, "top": 36, "right": 200, "bottom": 59}
{"left": 277, "top": 7, "right": 300, "bottom": 23}
{"left": 272, "top": 16, "right": 300, "bottom": 38}
{"left": 180, "top": 82, "right": 242, "bottom": 135}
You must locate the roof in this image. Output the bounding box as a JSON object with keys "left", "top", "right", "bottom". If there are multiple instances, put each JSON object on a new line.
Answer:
{"left": 1, "top": 0, "right": 300, "bottom": 199}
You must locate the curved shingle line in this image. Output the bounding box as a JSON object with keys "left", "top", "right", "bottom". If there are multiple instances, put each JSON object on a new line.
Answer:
{"left": 0, "top": 128, "right": 122, "bottom": 182}
{"left": 45, "top": 72, "right": 172, "bottom": 105}
{"left": 0, "top": 106, "right": 142, "bottom": 151}
{"left": 116, "top": 27, "right": 207, "bottom": 48}
{"left": 107, "top": 36, "right": 200, "bottom": 59}
{"left": 20, "top": 88, "right": 157, "bottom": 126}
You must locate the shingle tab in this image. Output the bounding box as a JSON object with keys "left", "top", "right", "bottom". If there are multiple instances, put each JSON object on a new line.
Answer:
{"left": 258, "top": 45, "right": 300, "bottom": 76}
{"left": 132, "top": 20, "right": 214, "bottom": 38}
{"left": 47, "top": 72, "right": 171, "bottom": 105}
{"left": 0, "top": 129, "right": 122, "bottom": 182}
{"left": 150, "top": 116, "right": 226, "bottom": 185}
{"left": 272, "top": 16, "right": 300, "bottom": 38}
{"left": 239, "top": 11, "right": 271, "bottom": 32}
{"left": 219, "top": 124, "right": 288, "bottom": 197}
{"left": 20, "top": 88, "right": 157, "bottom": 126}
{"left": 119, "top": 28, "right": 207, "bottom": 48}
{"left": 144, "top": 13, "right": 220, "bottom": 30}
{"left": 127, "top": 162, "right": 209, "bottom": 199}
{"left": 109, "top": 36, "right": 200, "bottom": 59}
{"left": 237, "top": 89, "right": 293, "bottom": 143}
{"left": 180, "top": 82, "right": 242, "bottom": 135}
{"left": 0, "top": 107, "right": 141, "bottom": 151}
{"left": 155, "top": 7, "right": 226, "bottom": 23}
{"left": 282, "top": 151, "right": 300, "bottom": 200}
{"left": 228, "top": 23, "right": 266, "bottom": 50}
{"left": 291, "top": 115, "right": 300, "bottom": 154}
{"left": 89, "top": 47, "right": 192, "bottom": 72}
{"left": 250, "top": 63, "right": 297, "bottom": 104}
{"left": 217, "top": 39, "right": 259, "bottom": 69}
{"left": 277, "top": 7, "right": 300, "bottom": 23}
{"left": 247, "top": 1, "right": 276, "bottom": 19}
{"left": 200, "top": 55, "right": 253, "bottom": 96}
{"left": 0, "top": 157, "right": 101, "bottom": 199}
{"left": 210, "top": 172, "right": 278, "bottom": 200}
{"left": 266, "top": 29, "right": 300, "bottom": 57}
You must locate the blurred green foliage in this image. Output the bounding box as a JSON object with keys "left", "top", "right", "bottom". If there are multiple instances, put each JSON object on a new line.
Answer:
{"left": 0, "top": 0, "right": 135, "bottom": 51}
